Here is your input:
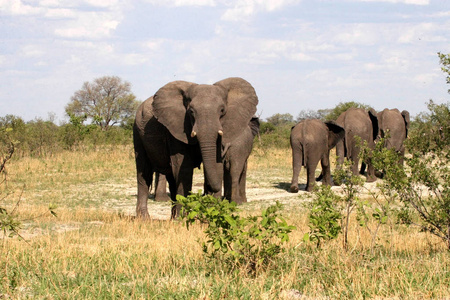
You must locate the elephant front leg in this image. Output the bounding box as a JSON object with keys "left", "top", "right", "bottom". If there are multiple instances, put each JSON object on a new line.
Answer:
{"left": 136, "top": 171, "right": 152, "bottom": 219}
{"left": 238, "top": 162, "right": 248, "bottom": 204}
{"left": 169, "top": 153, "right": 195, "bottom": 219}
{"left": 366, "top": 162, "right": 377, "bottom": 182}
{"left": 134, "top": 138, "right": 152, "bottom": 219}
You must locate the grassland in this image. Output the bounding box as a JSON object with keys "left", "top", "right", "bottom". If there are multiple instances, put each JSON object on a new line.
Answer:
{"left": 1, "top": 145, "right": 450, "bottom": 299}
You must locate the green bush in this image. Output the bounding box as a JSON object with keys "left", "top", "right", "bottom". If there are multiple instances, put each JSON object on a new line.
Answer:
{"left": 304, "top": 185, "right": 341, "bottom": 248}
{"left": 177, "top": 192, "right": 295, "bottom": 273}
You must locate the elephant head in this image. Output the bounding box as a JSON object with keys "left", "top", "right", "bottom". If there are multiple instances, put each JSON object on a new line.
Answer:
{"left": 151, "top": 77, "right": 258, "bottom": 193}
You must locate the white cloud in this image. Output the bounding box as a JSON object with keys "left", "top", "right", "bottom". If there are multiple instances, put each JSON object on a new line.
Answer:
{"left": 54, "top": 11, "right": 121, "bottom": 39}
{"left": 353, "top": 0, "right": 430, "bottom": 5}
{"left": 143, "top": 0, "right": 215, "bottom": 6}
{"left": 0, "top": 0, "right": 43, "bottom": 15}
{"left": 413, "top": 73, "right": 439, "bottom": 85}
{"left": 221, "top": 0, "right": 301, "bottom": 21}
{"left": 20, "top": 45, "right": 45, "bottom": 58}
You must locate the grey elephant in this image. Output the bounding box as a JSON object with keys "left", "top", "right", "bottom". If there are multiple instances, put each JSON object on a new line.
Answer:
{"left": 289, "top": 119, "right": 345, "bottom": 192}
{"left": 335, "top": 107, "right": 378, "bottom": 182}
{"left": 133, "top": 78, "right": 258, "bottom": 219}
{"left": 377, "top": 108, "right": 410, "bottom": 165}
{"left": 157, "top": 117, "right": 260, "bottom": 205}
{"left": 222, "top": 116, "right": 260, "bottom": 203}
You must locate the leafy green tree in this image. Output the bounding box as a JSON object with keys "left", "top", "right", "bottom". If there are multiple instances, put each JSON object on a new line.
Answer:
{"left": 66, "top": 76, "right": 140, "bottom": 131}
{"left": 296, "top": 108, "right": 332, "bottom": 122}
{"left": 265, "top": 113, "right": 295, "bottom": 127}
{"left": 438, "top": 52, "right": 450, "bottom": 93}
{"left": 324, "top": 101, "right": 371, "bottom": 121}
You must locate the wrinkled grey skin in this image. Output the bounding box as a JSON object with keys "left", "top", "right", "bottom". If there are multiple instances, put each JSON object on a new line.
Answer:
{"left": 133, "top": 78, "right": 258, "bottom": 219}
{"left": 289, "top": 119, "right": 345, "bottom": 192}
{"left": 377, "top": 108, "right": 410, "bottom": 165}
{"left": 222, "top": 117, "right": 260, "bottom": 204}
{"left": 335, "top": 107, "right": 379, "bottom": 182}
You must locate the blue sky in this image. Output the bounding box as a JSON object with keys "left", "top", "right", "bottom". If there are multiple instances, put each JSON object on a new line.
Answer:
{"left": 0, "top": 0, "right": 449, "bottom": 123}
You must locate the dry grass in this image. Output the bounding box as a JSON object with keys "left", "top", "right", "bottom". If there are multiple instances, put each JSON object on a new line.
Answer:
{"left": 1, "top": 145, "right": 450, "bottom": 299}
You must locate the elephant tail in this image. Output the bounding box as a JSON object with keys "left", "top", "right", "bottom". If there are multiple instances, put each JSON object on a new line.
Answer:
{"left": 301, "top": 142, "right": 306, "bottom": 167}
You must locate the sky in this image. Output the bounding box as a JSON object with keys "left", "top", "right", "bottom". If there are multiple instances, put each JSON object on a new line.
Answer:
{"left": 0, "top": 0, "right": 449, "bottom": 123}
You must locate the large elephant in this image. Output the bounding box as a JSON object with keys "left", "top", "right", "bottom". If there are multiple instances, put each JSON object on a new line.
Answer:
{"left": 133, "top": 78, "right": 258, "bottom": 219}
{"left": 377, "top": 108, "right": 410, "bottom": 165}
{"left": 335, "top": 107, "right": 378, "bottom": 182}
{"left": 222, "top": 116, "right": 260, "bottom": 204}
{"left": 156, "top": 117, "right": 260, "bottom": 205}
{"left": 289, "top": 119, "right": 345, "bottom": 192}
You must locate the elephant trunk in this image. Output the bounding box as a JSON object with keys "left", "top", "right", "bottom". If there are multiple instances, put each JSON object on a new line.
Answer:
{"left": 198, "top": 133, "right": 223, "bottom": 194}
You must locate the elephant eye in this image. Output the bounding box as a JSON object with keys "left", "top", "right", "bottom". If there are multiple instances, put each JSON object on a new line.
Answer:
{"left": 220, "top": 106, "right": 226, "bottom": 116}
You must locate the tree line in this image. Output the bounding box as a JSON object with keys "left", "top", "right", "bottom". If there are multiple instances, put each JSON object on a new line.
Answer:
{"left": 1, "top": 53, "right": 449, "bottom": 158}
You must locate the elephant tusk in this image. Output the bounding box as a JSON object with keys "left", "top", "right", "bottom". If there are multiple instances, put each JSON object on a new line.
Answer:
{"left": 218, "top": 130, "right": 223, "bottom": 136}
{"left": 191, "top": 131, "right": 197, "bottom": 138}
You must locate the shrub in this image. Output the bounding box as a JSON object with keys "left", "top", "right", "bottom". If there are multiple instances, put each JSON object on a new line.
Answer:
{"left": 303, "top": 185, "right": 342, "bottom": 248}
{"left": 178, "top": 192, "right": 295, "bottom": 273}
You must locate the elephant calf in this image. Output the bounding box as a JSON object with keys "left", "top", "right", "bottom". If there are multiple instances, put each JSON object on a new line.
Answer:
{"left": 289, "top": 119, "right": 345, "bottom": 192}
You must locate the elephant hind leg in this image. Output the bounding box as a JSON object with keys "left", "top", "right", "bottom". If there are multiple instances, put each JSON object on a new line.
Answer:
{"left": 306, "top": 158, "right": 320, "bottom": 192}
{"left": 290, "top": 143, "right": 303, "bottom": 193}
{"left": 320, "top": 152, "right": 332, "bottom": 187}
{"left": 154, "top": 173, "right": 170, "bottom": 202}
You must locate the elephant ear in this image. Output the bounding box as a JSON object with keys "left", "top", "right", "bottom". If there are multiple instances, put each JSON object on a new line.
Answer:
{"left": 249, "top": 116, "right": 260, "bottom": 137}
{"left": 152, "top": 81, "right": 198, "bottom": 144}
{"left": 401, "top": 110, "right": 410, "bottom": 137}
{"left": 368, "top": 108, "right": 379, "bottom": 141}
{"left": 325, "top": 121, "right": 345, "bottom": 149}
{"left": 214, "top": 77, "right": 259, "bottom": 145}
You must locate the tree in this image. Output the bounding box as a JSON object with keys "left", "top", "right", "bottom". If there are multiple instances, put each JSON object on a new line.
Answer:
{"left": 296, "top": 108, "right": 332, "bottom": 122}
{"left": 438, "top": 52, "right": 450, "bottom": 93}
{"left": 324, "top": 101, "right": 371, "bottom": 121}
{"left": 66, "top": 76, "right": 140, "bottom": 131}
{"left": 265, "top": 113, "right": 294, "bottom": 126}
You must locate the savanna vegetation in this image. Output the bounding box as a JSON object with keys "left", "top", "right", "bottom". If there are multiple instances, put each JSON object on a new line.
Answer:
{"left": 1, "top": 55, "right": 450, "bottom": 299}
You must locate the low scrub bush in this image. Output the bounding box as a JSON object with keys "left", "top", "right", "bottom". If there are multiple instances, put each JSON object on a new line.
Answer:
{"left": 177, "top": 192, "right": 295, "bottom": 273}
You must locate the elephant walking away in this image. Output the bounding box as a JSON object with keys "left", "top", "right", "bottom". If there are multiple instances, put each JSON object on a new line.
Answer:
{"left": 377, "top": 108, "right": 410, "bottom": 165}
{"left": 133, "top": 78, "right": 258, "bottom": 219}
{"left": 335, "top": 107, "right": 378, "bottom": 182}
{"left": 289, "top": 119, "right": 345, "bottom": 192}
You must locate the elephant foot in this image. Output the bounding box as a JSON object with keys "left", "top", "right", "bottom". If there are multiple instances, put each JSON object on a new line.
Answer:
{"left": 375, "top": 170, "right": 384, "bottom": 178}
{"left": 366, "top": 175, "right": 377, "bottom": 183}
{"left": 155, "top": 193, "right": 170, "bottom": 202}
{"left": 289, "top": 185, "right": 299, "bottom": 193}
{"left": 136, "top": 210, "right": 151, "bottom": 220}
{"left": 305, "top": 185, "right": 314, "bottom": 192}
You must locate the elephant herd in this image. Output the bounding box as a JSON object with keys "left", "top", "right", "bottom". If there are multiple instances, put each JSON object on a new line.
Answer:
{"left": 133, "top": 77, "right": 410, "bottom": 219}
